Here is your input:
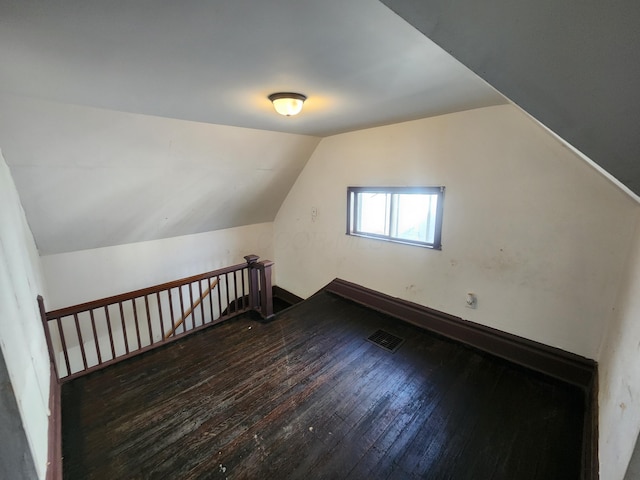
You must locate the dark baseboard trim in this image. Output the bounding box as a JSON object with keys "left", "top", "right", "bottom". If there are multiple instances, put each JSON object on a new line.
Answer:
{"left": 273, "top": 286, "right": 304, "bottom": 306}
{"left": 325, "top": 278, "right": 595, "bottom": 387}
{"left": 46, "top": 363, "right": 62, "bottom": 480}
{"left": 324, "top": 278, "right": 598, "bottom": 479}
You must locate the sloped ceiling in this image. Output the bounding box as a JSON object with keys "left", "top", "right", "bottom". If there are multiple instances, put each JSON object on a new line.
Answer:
{"left": 0, "top": 95, "right": 321, "bottom": 255}
{"left": 0, "top": 0, "right": 506, "bottom": 255}
{"left": 381, "top": 0, "right": 640, "bottom": 196}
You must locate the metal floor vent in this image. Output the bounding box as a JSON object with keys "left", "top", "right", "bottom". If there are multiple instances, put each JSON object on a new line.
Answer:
{"left": 367, "top": 329, "right": 404, "bottom": 353}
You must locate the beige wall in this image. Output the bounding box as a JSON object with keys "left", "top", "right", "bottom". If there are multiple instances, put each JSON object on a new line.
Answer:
{"left": 599, "top": 216, "right": 640, "bottom": 480}
{"left": 0, "top": 151, "right": 50, "bottom": 479}
{"left": 274, "top": 104, "right": 640, "bottom": 479}
{"left": 0, "top": 94, "right": 318, "bottom": 256}
{"left": 41, "top": 222, "right": 274, "bottom": 310}
{"left": 274, "top": 104, "right": 637, "bottom": 359}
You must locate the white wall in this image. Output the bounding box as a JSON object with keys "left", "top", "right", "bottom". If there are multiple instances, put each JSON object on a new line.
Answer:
{"left": 273, "top": 104, "right": 638, "bottom": 359}
{"left": 599, "top": 214, "right": 640, "bottom": 480}
{"left": 0, "top": 94, "right": 319, "bottom": 256}
{"left": 0, "top": 151, "right": 50, "bottom": 479}
{"left": 41, "top": 222, "right": 273, "bottom": 310}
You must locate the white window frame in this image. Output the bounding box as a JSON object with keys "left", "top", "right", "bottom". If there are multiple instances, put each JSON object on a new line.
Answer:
{"left": 346, "top": 186, "right": 444, "bottom": 249}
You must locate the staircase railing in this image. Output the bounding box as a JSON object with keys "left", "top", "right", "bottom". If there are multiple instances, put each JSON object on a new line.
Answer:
{"left": 163, "top": 278, "right": 219, "bottom": 339}
{"left": 38, "top": 254, "right": 274, "bottom": 382}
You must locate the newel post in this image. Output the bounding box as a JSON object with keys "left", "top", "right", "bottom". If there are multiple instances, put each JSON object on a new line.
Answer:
{"left": 244, "top": 255, "right": 261, "bottom": 311}
{"left": 258, "top": 260, "right": 274, "bottom": 319}
{"left": 244, "top": 254, "right": 274, "bottom": 320}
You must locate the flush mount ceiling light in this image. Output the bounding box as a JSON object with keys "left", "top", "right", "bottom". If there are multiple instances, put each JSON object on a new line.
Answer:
{"left": 268, "top": 92, "right": 307, "bottom": 116}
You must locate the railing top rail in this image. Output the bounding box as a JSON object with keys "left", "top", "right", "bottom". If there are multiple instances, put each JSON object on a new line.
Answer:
{"left": 46, "top": 261, "right": 249, "bottom": 319}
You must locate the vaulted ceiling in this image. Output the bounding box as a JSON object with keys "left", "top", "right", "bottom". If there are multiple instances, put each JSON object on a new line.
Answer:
{"left": 381, "top": 0, "right": 640, "bottom": 195}
{"left": 0, "top": 0, "right": 504, "bottom": 136}
{"left": 0, "top": 0, "right": 637, "bottom": 255}
{"left": 0, "top": 0, "right": 505, "bottom": 255}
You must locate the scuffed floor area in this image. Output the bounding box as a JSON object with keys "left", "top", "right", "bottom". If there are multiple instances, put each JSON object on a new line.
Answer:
{"left": 62, "top": 291, "right": 585, "bottom": 479}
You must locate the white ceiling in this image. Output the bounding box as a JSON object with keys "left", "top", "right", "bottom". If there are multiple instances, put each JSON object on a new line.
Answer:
{"left": 0, "top": 0, "right": 507, "bottom": 256}
{"left": 0, "top": 0, "right": 505, "bottom": 137}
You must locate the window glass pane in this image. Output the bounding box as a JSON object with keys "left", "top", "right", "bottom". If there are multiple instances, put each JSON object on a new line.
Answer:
{"left": 347, "top": 186, "right": 444, "bottom": 249}
{"left": 356, "top": 192, "right": 389, "bottom": 235}
{"left": 393, "top": 193, "right": 438, "bottom": 243}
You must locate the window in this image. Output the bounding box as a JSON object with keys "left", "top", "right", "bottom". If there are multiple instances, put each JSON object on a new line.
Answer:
{"left": 347, "top": 186, "right": 444, "bottom": 249}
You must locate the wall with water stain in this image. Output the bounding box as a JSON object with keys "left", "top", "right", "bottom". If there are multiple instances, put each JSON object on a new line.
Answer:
{"left": 274, "top": 104, "right": 638, "bottom": 360}
{"left": 274, "top": 103, "right": 640, "bottom": 479}
{"left": 599, "top": 218, "right": 640, "bottom": 480}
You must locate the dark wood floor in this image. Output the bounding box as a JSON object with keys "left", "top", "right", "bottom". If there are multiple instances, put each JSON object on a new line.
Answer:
{"left": 62, "top": 291, "right": 586, "bottom": 479}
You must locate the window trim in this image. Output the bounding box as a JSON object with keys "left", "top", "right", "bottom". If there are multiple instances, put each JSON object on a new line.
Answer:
{"left": 346, "top": 186, "right": 444, "bottom": 249}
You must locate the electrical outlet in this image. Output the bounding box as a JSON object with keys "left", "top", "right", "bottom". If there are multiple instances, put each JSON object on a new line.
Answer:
{"left": 465, "top": 293, "right": 477, "bottom": 309}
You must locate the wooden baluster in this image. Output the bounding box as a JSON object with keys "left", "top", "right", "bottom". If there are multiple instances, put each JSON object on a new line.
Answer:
{"left": 118, "top": 302, "right": 130, "bottom": 354}
{"left": 233, "top": 270, "right": 239, "bottom": 313}
{"left": 259, "top": 260, "right": 275, "bottom": 319}
{"left": 178, "top": 286, "right": 186, "bottom": 335}
{"left": 164, "top": 279, "right": 218, "bottom": 339}
{"left": 207, "top": 278, "right": 215, "bottom": 324}
{"left": 56, "top": 317, "right": 71, "bottom": 377}
{"left": 188, "top": 283, "right": 195, "bottom": 331}
{"left": 105, "top": 306, "right": 116, "bottom": 361}
{"left": 197, "top": 280, "right": 205, "bottom": 326}
{"left": 132, "top": 299, "right": 142, "bottom": 350}
{"left": 144, "top": 295, "right": 153, "bottom": 346}
{"left": 89, "top": 309, "right": 102, "bottom": 365}
{"left": 157, "top": 292, "right": 166, "bottom": 343}
{"left": 241, "top": 268, "right": 247, "bottom": 310}
{"left": 189, "top": 284, "right": 194, "bottom": 328}
{"left": 73, "top": 313, "right": 88, "bottom": 371}
{"left": 216, "top": 275, "right": 222, "bottom": 320}
{"left": 224, "top": 273, "right": 231, "bottom": 318}
{"left": 168, "top": 288, "right": 176, "bottom": 339}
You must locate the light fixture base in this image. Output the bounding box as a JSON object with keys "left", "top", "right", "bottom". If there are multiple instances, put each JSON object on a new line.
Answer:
{"left": 268, "top": 92, "right": 307, "bottom": 116}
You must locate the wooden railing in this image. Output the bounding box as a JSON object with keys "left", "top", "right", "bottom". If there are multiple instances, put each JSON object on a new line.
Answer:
{"left": 38, "top": 255, "right": 274, "bottom": 382}
{"left": 162, "top": 278, "right": 219, "bottom": 339}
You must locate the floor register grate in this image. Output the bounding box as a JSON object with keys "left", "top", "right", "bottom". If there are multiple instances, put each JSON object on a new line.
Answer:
{"left": 367, "top": 329, "right": 405, "bottom": 353}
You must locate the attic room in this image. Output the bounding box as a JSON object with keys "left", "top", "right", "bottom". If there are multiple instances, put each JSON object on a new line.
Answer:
{"left": 1, "top": 1, "right": 639, "bottom": 479}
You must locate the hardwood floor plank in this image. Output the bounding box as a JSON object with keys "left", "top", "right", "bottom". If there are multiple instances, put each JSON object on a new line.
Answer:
{"left": 62, "top": 291, "right": 586, "bottom": 480}
{"left": 364, "top": 346, "right": 471, "bottom": 479}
